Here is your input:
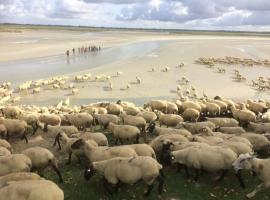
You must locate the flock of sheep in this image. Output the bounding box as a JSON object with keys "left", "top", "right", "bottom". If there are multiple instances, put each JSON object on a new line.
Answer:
{"left": 0, "top": 96, "right": 270, "bottom": 199}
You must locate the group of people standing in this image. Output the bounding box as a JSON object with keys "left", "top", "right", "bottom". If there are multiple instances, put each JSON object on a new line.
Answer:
{"left": 66, "top": 45, "right": 101, "bottom": 57}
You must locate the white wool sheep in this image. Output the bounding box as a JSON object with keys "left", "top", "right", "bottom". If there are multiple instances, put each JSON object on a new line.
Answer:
{"left": 18, "top": 113, "right": 40, "bottom": 134}
{"left": 216, "top": 126, "right": 246, "bottom": 134}
{"left": 61, "top": 113, "right": 93, "bottom": 131}
{"left": 0, "top": 139, "right": 12, "bottom": 152}
{"left": 106, "top": 103, "right": 123, "bottom": 115}
{"left": 182, "top": 108, "right": 200, "bottom": 122}
{"left": 165, "top": 101, "right": 178, "bottom": 114}
{"left": 84, "top": 156, "right": 163, "bottom": 196}
{"left": 38, "top": 114, "right": 61, "bottom": 132}
{"left": 248, "top": 122, "right": 270, "bottom": 134}
{"left": 123, "top": 106, "right": 140, "bottom": 116}
{"left": 120, "top": 113, "right": 146, "bottom": 132}
{"left": 147, "top": 122, "right": 192, "bottom": 137}
{"left": 171, "top": 145, "right": 237, "bottom": 180}
{"left": 0, "top": 179, "right": 64, "bottom": 200}
{"left": 247, "top": 99, "right": 268, "bottom": 114}
{"left": 94, "top": 114, "right": 120, "bottom": 129}
{"left": 208, "top": 99, "right": 228, "bottom": 114}
{"left": 149, "top": 133, "right": 189, "bottom": 155}
{"left": 108, "top": 122, "right": 141, "bottom": 144}
{"left": 71, "top": 132, "right": 108, "bottom": 146}
{"left": 205, "top": 101, "right": 220, "bottom": 116}
{"left": 0, "top": 172, "right": 41, "bottom": 182}
{"left": 144, "top": 100, "right": 167, "bottom": 113}
{"left": 0, "top": 117, "right": 28, "bottom": 143}
{"left": 0, "top": 147, "right": 11, "bottom": 156}
{"left": 260, "top": 109, "right": 270, "bottom": 122}
{"left": 0, "top": 106, "right": 22, "bottom": 119}
{"left": 124, "top": 144, "right": 156, "bottom": 158}
{"left": 176, "top": 121, "right": 216, "bottom": 134}
{"left": 240, "top": 133, "right": 270, "bottom": 155}
{"left": 157, "top": 112, "right": 183, "bottom": 127}
{"left": 233, "top": 154, "right": 270, "bottom": 198}
{"left": 0, "top": 154, "right": 32, "bottom": 176}
{"left": 230, "top": 105, "right": 256, "bottom": 125}
{"left": 71, "top": 139, "right": 138, "bottom": 163}
{"left": 180, "top": 100, "right": 201, "bottom": 113}
{"left": 206, "top": 117, "right": 239, "bottom": 127}
{"left": 136, "top": 111, "right": 157, "bottom": 123}
{"left": 22, "top": 147, "right": 63, "bottom": 182}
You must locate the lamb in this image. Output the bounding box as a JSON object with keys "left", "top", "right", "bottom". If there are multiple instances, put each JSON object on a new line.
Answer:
{"left": 147, "top": 122, "right": 192, "bottom": 137}
{"left": 38, "top": 114, "right": 61, "bottom": 132}
{"left": 149, "top": 133, "right": 189, "bottom": 155}
{"left": 233, "top": 153, "right": 270, "bottom": 198}
{"left": 0, "top": 117, "right": 28, "bottom": 143}
{"left": 157, "top": 112, "right": 183, "bottom": 127}
{"left": 171, "top": 145, "right": 243, "bottom": 185}
{"left": 182, "top": 108, "right": 200, "bottom": 122}
{"left": 84, "top": 156, "right": 164, "bottom": 196}
{"left": 61, "top": 113, "right": 93, "bottom": 131}
{"left": 136, "top": 111, "right": 157, "bottom": 123}
{"left": 247, "top": 122, "right": 270, "bottom": 134}
{"left": 71, "top": 132, "right": 108, "bottom": 146}
{"left": 144, "top": 100, "right": 167, "bottom": 113}
{"left": 120, "top": 113, "right": 146, "bottom": 132}
{"left": 0, "top": 147, "right": 11, "bottom": 156}
{"left": 0, "top": 179, "right": 64, "bottom": 200}
{"left": 108, "top": 122, "right": 141, "bottom": 144}
{"left": 71, "top": 139, "right": 138, "bottom": 163}
{"left": 0, "top": 154, "right": 32, "bottom": 176}
{"left": 22, "top": 147, "right": 63, "bottom": 182}
{"left": 94, "top": 114, "right": 120, "bottom": 129}
{"left": 215, "top": 126, "right": 246, "bottom": 134}
{"left": 206, "top": 117, "right": 239, "bottom": 127}
{"left": 247, "top": 99, "right": 268, "bottom": 114}
{"left": 176, "top": 121, "right": 216, "bottom": 134}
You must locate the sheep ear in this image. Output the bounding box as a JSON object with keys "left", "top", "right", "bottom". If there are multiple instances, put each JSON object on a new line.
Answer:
{"left": 71, "top": 139, "right": 86, "bottom": 149}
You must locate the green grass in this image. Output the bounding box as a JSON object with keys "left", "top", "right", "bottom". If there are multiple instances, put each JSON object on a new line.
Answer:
{"left": 39, "top": 126, "right": 270, "bottom": 200}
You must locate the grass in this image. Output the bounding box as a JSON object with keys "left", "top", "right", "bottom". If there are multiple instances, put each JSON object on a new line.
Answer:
{"left": 42, "top": 127, "right": 270, "bottom": 200}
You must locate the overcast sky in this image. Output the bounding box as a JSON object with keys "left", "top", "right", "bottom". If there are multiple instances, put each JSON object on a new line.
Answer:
{"left": 1, "top": 0, "right": 270, "bottom": 31}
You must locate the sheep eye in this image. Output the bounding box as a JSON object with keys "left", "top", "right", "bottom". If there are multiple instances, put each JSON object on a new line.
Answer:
{"left": 171, "top": 156, "right": 175, "bottom": 160}
{"left": 87, "top": 169, "right": 91, "bottom": 172}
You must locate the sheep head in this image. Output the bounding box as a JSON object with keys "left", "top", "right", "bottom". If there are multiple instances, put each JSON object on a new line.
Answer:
{"left": 84, "top": 164, "right": 96, "bottom": 181}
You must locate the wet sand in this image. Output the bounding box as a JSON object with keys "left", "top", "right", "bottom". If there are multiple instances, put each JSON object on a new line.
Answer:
{"left": 0, "top": 28, "right": 270, "bottom": 106}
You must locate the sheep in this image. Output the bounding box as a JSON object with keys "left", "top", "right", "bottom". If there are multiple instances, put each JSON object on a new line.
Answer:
{"left": 33, "top": 87, "right": 41, "bottom": 94}
{"left": 94, "top": 114, "right": 120, "bottom": 129}
{"left": 230, "top": 105, "right": 256, "bottom": 126}
{"left": 205, "top": 102, "right": 220, "bottom": 116}
{"left": 205, "top": 117, "right": 239, "bottom": 127}
{"left": 176, "top": 121, "right": 216, "bottom": 134}
{"left": 182, "top": 108, "right": 200, "bottom": 122}
{"left": 120, "top": 113, "right": 146, "bottom": 132}
{"left": 70, "top": 139, "right": 137, "bottom": 163}
{"left": 180, "top": 101, "right": 201, "bottom": 113}
{"left": 84, "top": 156, "right": 163, "bottom": 196}
{"left": 208, "top": 99, "right": 228, "bottom": 114}
{"left": 157, "top": 112, "right": 183, "bottom": 127}
{"left": 36, "top": 125, "right": 78, "bottom": 138}
{"left": 240, "top": 133, "right": 270, "bottom": 155}
{"left": 123, "top": 106, "right": 140, "bottom": 116}
{"left": 0, "top": 139, "right": 12, "bottom": 152}
{"left": 19, "top": 113, "right": 40, "bottom": 134}
{"left": 260, "top": 109, "right": 270, "bottom": 122}
{"left": 71, "top": 132, "right": 108, "bottom": 146}
{"left": 136, "top": 111, "right": 157, "bottom": 123}
{"left": 149, "top": 133, "right": 189, "bottom": 155}
{"left": 0, "top": 106, "right": 22, "bottom": 119}
{"left": 108, "top": 122, "right": 141, "bottom": 144}
{"left": 125, "top": 144, "right": 156, "bottom": 158}
{"left": 165, "top": 101, "right": 178, "bottom": 114}
{"left": 22, "top": 147, "right": 63, "bottom": 182}
{"left": 0, "top": 147, "right": 11, "bottom": 156}
{"left": 0, "top": 180, "right": 64, "bottom": 200}
{"left": 0, "top": 117, "right": 28, "bottom": 143}
{"left": 144, "top": 100, "right": 167, "bottom": 113}
{"left": 233, "top": 153, "right": 270, "bottom": 198}
{"left": 247, "top": 99, "right": 268, "bottom": 114}
{"left": 54, "top": 132, "right": 87, "bottom": 164}
{"left": 215, "top": 126, "right": 246, "bottom": 134}
{"left": 247, "top": 122, "right": 270, "bottom": 134}
{"left": 106, "top": 103, "right": 123, "bottom": 115}
{"left": 38, "top": 114, "right": 61, "bottom": 132}
{"left": 0, "top": 172, "right": 41, "bottom": 182}
{"left": 147, "top": 122, "right": 192, "bottom": 137}
{"left": 0, "top": 154, "right": 32, "bottom": 176}
{"left": 171, "top": 145, "right": 242, "bottom": 184}
{"left": 61, "top": 113, "right": 93, "bottom": 131}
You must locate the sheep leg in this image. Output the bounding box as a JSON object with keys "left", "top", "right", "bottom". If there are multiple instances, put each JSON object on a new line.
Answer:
{"left": 119, "top": 139, "right": 124, "bottom": 145}
{"left": 32, "top": 123, "right": 38, "bottom": 135}
{"left": 246, "top": 182, "right": 270, "bottom": 199}
{"left": 135, "top": 134, "right": 140, "bottom": 144}
{"left": 194, "top": 169, "right": 200, "bottom": 182}
{"left": 51, "top": 163, "right": 63, "bottom": 183}
{"left": 66, "top": 152, "right": 72, "bottom": 165}
{"left": 43, "top": 123, "right": 48, "bottom": 132}
{"left": 157, "top": 173, "right": 164, "bottom": 194}
{"left": 77, "top": 156, "right": 81, "bottom": 164}
{"left": 236, "top": 171, "right": 246, "bottom": 189}
{"left": 215, "top": 170, "right": 228, "bottom": 181}
{"left": 102, "top": 178, "right": 116, "bottom": 195}
{"left": 6, "top": 132, "right": 9, "bottom": 140}
{"left": 184, "top": 166, "right": 190, "bottom": 178}
{"left": 144, "top": 184, "right": 154, "bottom": 196}
{"left": 114, "top": 138, "right": 119, "bottom": 145}
{"left": 21, "top": 133, "right": 28, "bottom": 143}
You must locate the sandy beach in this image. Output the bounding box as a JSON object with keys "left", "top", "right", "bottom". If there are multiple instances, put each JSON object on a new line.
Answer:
{"left": 1, "top": 26, "right": 270, "bottom": 106}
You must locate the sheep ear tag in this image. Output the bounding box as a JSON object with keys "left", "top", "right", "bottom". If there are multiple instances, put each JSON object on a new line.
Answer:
{"left": 71, "top": 139, "right": 85, "bottom": 149}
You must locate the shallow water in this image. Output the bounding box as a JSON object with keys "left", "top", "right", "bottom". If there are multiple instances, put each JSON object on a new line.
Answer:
{"left": 0, "top": 40, "right": 161, "bottom": 84}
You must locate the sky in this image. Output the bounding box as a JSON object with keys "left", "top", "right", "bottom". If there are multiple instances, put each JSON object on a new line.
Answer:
{"left": 0, "top": 0, "right": 270, "bottom": 31}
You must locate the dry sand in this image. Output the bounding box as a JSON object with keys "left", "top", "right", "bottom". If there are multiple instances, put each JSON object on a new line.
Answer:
{"left": 1, "top": 28, "right": 270, "bottom": 106}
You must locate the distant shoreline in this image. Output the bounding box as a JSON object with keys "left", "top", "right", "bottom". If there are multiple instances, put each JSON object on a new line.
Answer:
{"left": 1, "top": 23, "right": 270, "bottom": 37}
